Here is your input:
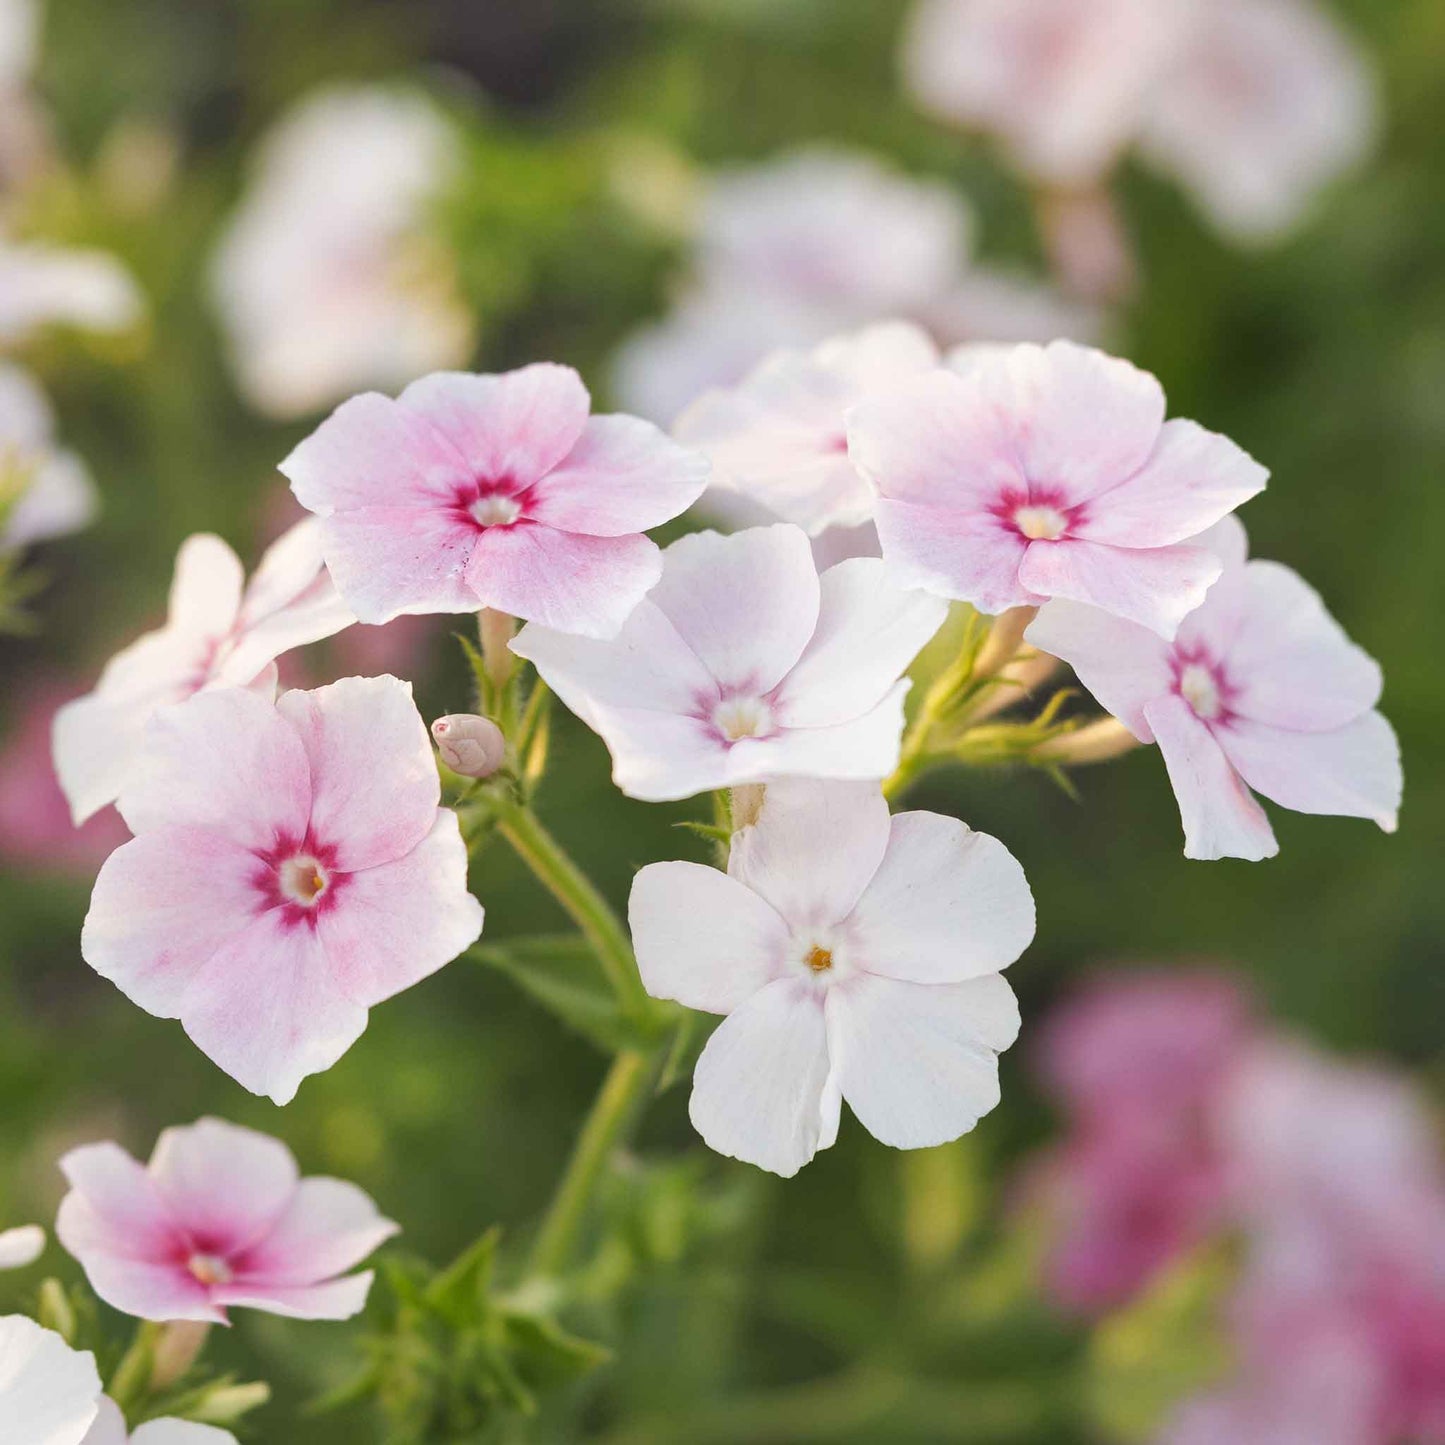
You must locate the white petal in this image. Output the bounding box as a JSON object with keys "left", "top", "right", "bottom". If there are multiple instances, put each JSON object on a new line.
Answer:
{"left": 0, "top": 1225, "right": 45, "bottom": 1270}
{"left": 0, "top": 1315, "right": 102, "bottom": 1445}
{"left": 130, "top": 1420, "right": 238, "bottom": 1445}
{"left": 728, "top": 683, "right": 912, "bottom": 787}
{"left": 167, "top": 535, "right": 244, "bottom": 640}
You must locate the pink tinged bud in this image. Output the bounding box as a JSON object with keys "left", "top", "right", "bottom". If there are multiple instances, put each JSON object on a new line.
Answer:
{"left": 432, "top": 714, "right": 507, "bottom": 778}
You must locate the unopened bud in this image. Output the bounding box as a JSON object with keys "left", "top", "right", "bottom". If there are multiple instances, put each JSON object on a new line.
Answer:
{"left": 189, "top": 1380, "right": 271, "bottom": 1426}
{"left": 1033, "top": 718, "right": 1141, "bottom": 767}
{"left": 150, "top": 1319, "right": 210, "bottom": 1390}
{"left": 432, "top": 714, "right": 507, "bottom": 778}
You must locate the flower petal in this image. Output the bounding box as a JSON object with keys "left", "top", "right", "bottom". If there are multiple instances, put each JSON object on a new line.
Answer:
{"left": 233, "top": 1178, "right": 397, "bottom": 1287}
{"left": 828, "top": 972, "right": 1019, "bottom": 1149}
{"left": 874, "top": 500, "right": 1033, "bottom": 614}
{"left": 0, "top": 1225, "right": 45, "bottom": 1271}
{"left": 728, "top": 682, "right": 912, "bottom": 786}
{"left": 848, "top": 813, "right": 1035, "bottom": 983}
{"left": 629, "top": 862, "right": 789, "bottom": 1013}
{"left": 1143, "top": 695, "right": 1277, "bottom": 861}
{"left": 0, "top": 1315, "right": 102, "bottom": 1445}
{"left": 211, "top": 1272, "right": 374, "bottom": 1321}
{"left": 590, "top": 706, "right": 729, "bottom": 802}
{"left": 1017, "top": 538, "right": 1221, "bottom": 639}
{"left": 55, "top": 1143, "right": 177, "bottom": 1263}
{"left": 129, "top": 1417, "right": 240, "bottom": 1445}
{"left": 689, "top": 979, "right": 833, "bottom": 1177}
{"left": 525, "top": 414, "right": 710, "bottom": 536}
{"left": 80, "top": 1396, "right": 129, "bottom": 1445}
{"left": 167, "top": 535, "right": 244, "bottom": 640}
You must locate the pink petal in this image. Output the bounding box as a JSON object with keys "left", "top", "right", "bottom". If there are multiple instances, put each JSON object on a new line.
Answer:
{"left": 874, "top": 500, "right": 1034, "bottom": 614}
{"left": 398, "top": 364, "right": 590, "bottom": 486}
{"left": 773, "top": 558, "right": 948, "bottom": 728}
{"left": 467, "top": 524, "right": 662, "bottom": 638}
{"left": 212, "top": 1271, "right": 374, "bottom": 1321}
{"left": 629, "top": 862, "right": 789, "bottom": 1013}
{"left": 647, "top": 526, "right": 820, "bottom": 691}
{"left": 317, "top": 505, "right": 481, "bottom": 624}
{"left": 1143, "top": 694, "right": 1277, "bottom": 861}
{"left": 280, "top": 392, "right": 471, "bottom": 514}
{"left": 1216, "top": 712, "right": 1401, "bottom": 832}
{"left": 167, "top": 535, "right": 243, "bottom": 639}
{"left": 147, "top": 1119, "right": 299, "bottom": 1254}
{"left": 827, "top": 972, "right": 1019, "bottom": 1149}
{"left": 314, "top": 810, "right": 483, "bottom": 1005}
{"left": 275, "top": 675, "right": 438, "bottom": 871}
{"left": 56, "top": 1142, "right": 177, "bottom": 1262}
{"left": 847, "top": 813, "right": 1034, "bottom": 983}
{"left": 727, "top": 779, "right": 891, "bottom": 929}
{"left": 525, "top": 414, "right": 710, "bottom": 536}
{"left": 81, "top": 827, "right": 266, "bottom": 1017}
{"left": 1025, "top": 601, "right": 1172, "bottom": 740}
{"left": 1077, "top": 419, "right": 1268, "bottom": 548}
{"left": 1017, "top": 537, "right": 1221, "bottom": 639}
{"left": 233, "top": 1178, "right": 396, "bottom": 1287}
{"left": 116, "top": 689, "right": 311, "bottom": 852}
{"left": 178, "top": 910, "right": 369, "bottom": 1104}
{"left": 689, "top": 979, "right": 833, "bottom": 1177}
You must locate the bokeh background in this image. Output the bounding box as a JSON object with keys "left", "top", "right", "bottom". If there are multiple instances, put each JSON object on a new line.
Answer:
{"left": 1, "top": 0, "right": 1441, "bottom": 1440}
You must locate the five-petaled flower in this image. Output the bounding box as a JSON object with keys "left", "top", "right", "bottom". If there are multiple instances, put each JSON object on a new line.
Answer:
{"left": 280, "top": 362, "right": 711, "bottom": 638}
{"left": 1027, "top": 516, "right": 1401, "bottom": 860}
{"left": 56, "top": 1117, "right": 396, "bottom": 1323}
{"left": 511, "top": 524, "right": 948, "bottom": 802}
{"left": 628, "top": 779, "right": 1034, "bottom": 1176}
{"left": 52, "top": 521, "right": 355, "bottom": 826}
{"left": 848, "top": 340, "right": 1268, "bottom": 637}
{"left": 80, "top": 675, "right": 483, "bottom": 1101}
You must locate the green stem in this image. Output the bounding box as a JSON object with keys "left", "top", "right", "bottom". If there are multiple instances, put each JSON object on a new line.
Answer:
{"left": 529, "top": 1049, "right": 654, "bottom": 1277}
{"left": 496, "top": 800, "right": 653, "bottom": 1022}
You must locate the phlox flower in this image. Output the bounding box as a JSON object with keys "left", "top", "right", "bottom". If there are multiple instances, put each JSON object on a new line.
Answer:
{"left": 209, "top": 85, "right": 473, "bottom": 420}
{"left": 848, "top": 340, "right": 1268, "bottom": 637}
{"left": 0, "top": 235, "right": 144, "bottom": 344}
{"left": 56, "top": 1117, "right": 396, "bottom": 1323}
{"left": 0, "top": 1314, "right": 102, "bottom": 1445}
{"left": 281, "top": 362, "right": 710, "bottom": 637}
{"left": 52, "top": 521, "right": 355, "bottom": 825}
{"left": 83, "top": 1397, "right": 237, "bottom": 1445}
{"left": 673, "top": 322, "right": 940, "bottom": 536}
{"left": 510, "top": 524, "right": 948, "bottom": 802}
{"left": 1, "top": 363, "right": 96, "bottom": 550}
{"left": 1026, "top": 516, "right": 1401, "bottom": 860}
{"left": 629, "top": 779, "right": 1033, "bottom": 1176}
{"left": 80, "top": 676, "right": 483, "bottom": 1102}
{"left": 0, "top": 1223, "right": 43, "bottom": 1269}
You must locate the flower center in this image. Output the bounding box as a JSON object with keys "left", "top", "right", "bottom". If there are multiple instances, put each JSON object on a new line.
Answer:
{"left": 470, "top": 493, "right": 522, "bottom": 528}
{"left": 712, "top": 695, "right": 774, "bottom": 742}
{"left": 188, "top": 1252, "right": 233, "bottom": 1286}
{"left": 805, "top": 946, "right": 834, "bottom": 973}
{"left": 1012, "top": 504, "right": 1068, "bottom": 541}
{"left": 277, "top": 855, "right": 330, "bottom": 906}
{"left": 1179, "top": 663, "right": 1223, "bottom": 721}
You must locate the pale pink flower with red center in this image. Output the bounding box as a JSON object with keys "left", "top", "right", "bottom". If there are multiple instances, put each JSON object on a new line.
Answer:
{"left": 674, "top": 321, "right": 940, "bottom": 536}
{"left": 511, "top": 525, "right": 948, "bottom": 802}
{"left": 629, "top": 780, "right": 1033, "bottom": 1176}
{"left": 56, "top": 1117, "right": 397, "bottom": 1324}
{"left": 1027, "top": 516, "right": 1401, "bottom": 860}
{"left": 281, "top": 363, "right": 710, "bottom": 638}
{"left": 848, "top": 341, "right": 1268, "bottom": 637}
{"left": 51, "top": 522, "right": 355, "bottom": 826}
{"left": 83, "top": 1397, "right": 237, "bottom": 1445}
{"left": 0, "top": 1314, "right": 103, "bottom": 1445}
{"left": 80, "top": 675, "right": 483, "bottom": 1102}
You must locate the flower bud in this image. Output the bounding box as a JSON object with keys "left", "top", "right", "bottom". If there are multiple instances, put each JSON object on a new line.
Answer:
{"left": 432, "top": 714, "right": 507, "bottom": 778}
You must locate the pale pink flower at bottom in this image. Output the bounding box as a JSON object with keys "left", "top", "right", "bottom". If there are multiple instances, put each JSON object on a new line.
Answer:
{"left": 56, "top": 1117, "right": 397, "bottom": 1325}
{"left": 83, "top": 1397, "right": 236, "bottom": 1445}
{"left": 629, "top": 780, "right": 1034, "bottom": 1176}
{"left": 80, "top": 676, "right": 483, "bottom": 1102}
{"left": 0, "top": 1314, "right": 103, "bottom": 1445}
{"left": 1026, "top": 516, "right": 1401, "bottom": 860}
{"left": 848, "top": 340, "right": 1268, "bottom": 637}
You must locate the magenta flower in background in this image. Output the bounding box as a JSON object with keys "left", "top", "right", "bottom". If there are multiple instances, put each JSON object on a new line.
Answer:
{"left": 56, "top": 1117, "right": 397, "bottom": 1323}
{"left": 80, "top": 675, "right": 483, "bottom": 1102}
{"left": 848, "top": 341, "right": 1268, "bottom": 637}
{"left": 630, "top": 780, "right": 1033, "bottom": 1176}
{"left": 512, "top": 524, "right": 948, "bottom": 802}
{"left": 281, "top": 362, "right": 710, "bottom": 638}
{"left": 0, "top": 1314, "right": 102, "bottom": 1445}
{"left": 52, "top": 521, "right": 355, "bottom": 826}
{"left": 1027, "top": 516, "right": 1401, "bottom": 860}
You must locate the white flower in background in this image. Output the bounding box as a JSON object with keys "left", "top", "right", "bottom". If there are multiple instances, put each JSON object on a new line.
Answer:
{"left": 0, "top": 1314, "right": 102, "bottom": 1445}
{"left": 0, "top": 363, "right": 96, "bottom": 549}
{"left": 0, "top": 0, "right": 37, "bottom": 91}
{"left": 0, "top": 1223, "right": 44, "bottom": 1268}
{"left": 82, "top": 1398, "right": 237, "bottom": 1445}
{"left": 210, "top": 85, "right": 474, "bottom": 420}
{"left": 0, "top": 237, "right": 144, "bottom": 344}
{"left": 629, "top": 780, "right": 1034, "bottom": 1176}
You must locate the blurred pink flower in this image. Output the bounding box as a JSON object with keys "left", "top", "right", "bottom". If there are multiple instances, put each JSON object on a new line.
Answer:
{"left": 83, "top": 1396, "right": 237, "bottom": 1445}
{"left": 282, "top": 362, "right": 710, "bottom": 637}
{"left": 512, "top": 524, "right": 947, "bottom": 802}
{"left": 209, "top": 85, "right": 473, "bottom": 420}
{"left": 1028, "top": 516, "right": 1401, "bottom": 860}
{"left": 849, "top": 341, "right": 1267, "bottom": 635}
{"left": 0, "top": 363, "right": 97, "bottom": 550}
{"left": 630, "top": 779, "right": 1031, "bottom": 1176}
{"left": 80, "top": 676, "right": 483, "bottom": 1102}
{"left": 57, "top": 1117, "right": 397, "bottom": 1323}
{"left": 53, "top": 521, "right": 355, "bottom": 825}
{"left": 0, "top": 1313, "right": 102, "bottom": 1445}
{"left": 0, "top": 679, "right": 128, "bottom": 873}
